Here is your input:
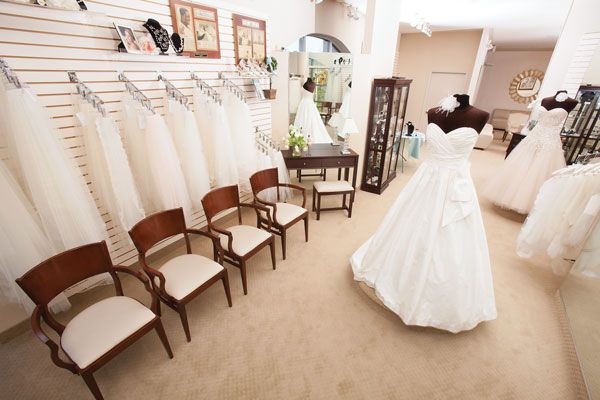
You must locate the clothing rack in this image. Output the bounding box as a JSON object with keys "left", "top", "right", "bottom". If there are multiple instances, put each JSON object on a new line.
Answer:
{"left": 237, "top": 59, "right": 271, "bottom": 78}
{"left": 219, "top": 72, "right": 247, "bottom": 101}
{"left": 0, "top": 58, "right": 23, "bottom": 88}
{"left": 158, "top": 73, "right": 190, "bottom": 110}
{"left": 118, "top": 72, "right": 155, "bottom": 114}
{"left": 575, "top": 151, "right": 600, "bottom": 164}
{"left": 255, "top": 128, "right": 276, "bottom": 153}
{"left": 190, "top": 72, "right": 221, "bottom": 104}
{"left": 67, "top": 71, "right": 107, "bottom": 117}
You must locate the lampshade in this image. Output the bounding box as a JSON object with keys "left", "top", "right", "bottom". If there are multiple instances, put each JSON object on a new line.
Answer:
{"left": 340, "top": 118, "right": 359, "bottom": 138}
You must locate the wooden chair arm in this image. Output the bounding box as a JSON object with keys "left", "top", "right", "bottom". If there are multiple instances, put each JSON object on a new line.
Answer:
{"left": 31, "top": 306, "right": 77, "bottom": 373}
{"left": 279, "top": 183, "right": 306, "bottom": 207}
{"left": 137, "top": 258, "right": 169, "bottom": 301}
{"left": 240, "top": 202, "right": 273, "bottom": 229}
{"left": 113, "top": 265, "right": 161, "bottom": 315}
{"left": 187, "top": 228, "right": 224, "bottom": 264}
{"left": 208, "top": 224, "right": 234, "bottom": 254}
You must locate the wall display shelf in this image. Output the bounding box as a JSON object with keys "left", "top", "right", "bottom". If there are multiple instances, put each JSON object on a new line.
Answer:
{"left": 361, "top": 77, "right": 412, "bottom": 194}
{"left": 561, "top": 85, "right": 600, "bottom": 164}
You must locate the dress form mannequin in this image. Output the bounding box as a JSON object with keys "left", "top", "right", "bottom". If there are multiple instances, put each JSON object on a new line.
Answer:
{"left": 541, "top": 90, "right": 578, "bottom": 113}
{"left": 303, "top": 78, "right": 316, "bottom": 93}
{"left": 427, "top": 94, "right": 489, "bottom": 134}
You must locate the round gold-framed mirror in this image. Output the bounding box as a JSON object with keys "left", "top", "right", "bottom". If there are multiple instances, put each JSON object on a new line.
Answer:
{"left": 509, "top": 69, "right": 544, "bottom": 104}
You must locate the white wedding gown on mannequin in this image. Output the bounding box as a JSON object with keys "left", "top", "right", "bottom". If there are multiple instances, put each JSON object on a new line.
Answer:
{"left": 294, "top": 88, "right": 332, "bottom": 144}
{"left": 483, "top": 106, "right": 568, "bottom": 214}
{"left": 351, "top": 123, "right": 497, "bottom": 333}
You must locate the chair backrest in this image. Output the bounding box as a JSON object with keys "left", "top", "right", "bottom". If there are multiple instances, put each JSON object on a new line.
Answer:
{"left": 249, "top": 168, "right": 279, "bottom": 195}
{"left": 202, "top": 185, "right": 241, "bottom": 224}
{"left": 129, "top": 208, "right": 188, "bottom": 256}
{"left": 16, "top": 241, "right": 114, "bottom": 308}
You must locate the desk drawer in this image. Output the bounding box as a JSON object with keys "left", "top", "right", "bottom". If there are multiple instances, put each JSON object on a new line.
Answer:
{"left": 285, "top": 158, "right": 320, "bottom": 169}
{"left": 321, "top": 157, "right": 355, "bottom": 168}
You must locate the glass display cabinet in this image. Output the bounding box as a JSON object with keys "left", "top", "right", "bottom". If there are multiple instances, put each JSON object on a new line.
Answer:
{"left": 361, "top": 78, "right": 411, "bottom": 194}
{"left": 561, "top": 85, "right": 600, "bottom": 164}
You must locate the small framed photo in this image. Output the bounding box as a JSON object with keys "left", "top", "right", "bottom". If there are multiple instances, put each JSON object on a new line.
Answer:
{"left": 114, "top": 23, "right": 142, "bottom": 54}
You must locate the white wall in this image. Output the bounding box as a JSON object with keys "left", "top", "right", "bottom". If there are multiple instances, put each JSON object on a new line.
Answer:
{"left": 583, "top": 44, "right": 600, "bottom": 85}
{"left": 475, "top": 50, "right": 553, "bottom": 114}
{"left": 540, "top": 0, "right": 600, "bottom": 97}
{"left": 315, "top": 0, "right": 366, "bottom": 54}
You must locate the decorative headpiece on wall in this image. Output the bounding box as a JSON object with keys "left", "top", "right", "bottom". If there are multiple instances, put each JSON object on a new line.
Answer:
{"left": 170, "top": 33, "right": 185, "bottom": 54}
{"left": 509, "top": 69, "right": 545, "bottom": 104}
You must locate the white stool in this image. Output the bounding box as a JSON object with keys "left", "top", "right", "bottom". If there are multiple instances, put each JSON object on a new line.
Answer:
{"left": 312, "top": 180, "right": 355, "bottom": 220}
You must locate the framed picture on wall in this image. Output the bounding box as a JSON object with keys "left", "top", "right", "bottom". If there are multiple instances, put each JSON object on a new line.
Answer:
{"left": 232, "top": 14, "right": 266, "bottom": 64}
{"left": 169, "top": 0, "right": 221, "bottom": 58}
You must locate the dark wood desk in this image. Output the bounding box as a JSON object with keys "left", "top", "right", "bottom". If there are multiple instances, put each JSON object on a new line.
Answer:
{"left": 281, "top": 144, "right": 359, "bottom": 188}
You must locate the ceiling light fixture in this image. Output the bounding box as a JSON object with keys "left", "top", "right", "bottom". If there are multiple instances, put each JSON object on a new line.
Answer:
{"left": 410, "top": 15, "right": 432, "bottom": 37}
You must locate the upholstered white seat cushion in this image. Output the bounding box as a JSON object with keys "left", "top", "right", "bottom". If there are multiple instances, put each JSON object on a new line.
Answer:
{"left": 313, "top": 180, "right": 354, "bottom": 193}
{"left": 265, "top": 202, "right": 306, "bottom": 225}
{"left": 61, "top": 296, "right": 155, "bottom": 369}
{"left": 219, "top": 225, "right": 271, "bottom": 256}
{"left": 157, "top": 254, "right": 224, "bottom": 300}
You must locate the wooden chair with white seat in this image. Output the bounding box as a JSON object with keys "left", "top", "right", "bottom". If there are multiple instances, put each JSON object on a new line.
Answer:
{"left": 16, "top": 241, "right": 173, "bottom": 400}
{"left": 249, "top": 167, "right": 309, "bottom": 260}
{"left": 202, "top": 184, "right": 276, "bottom": 295}
{"left": 128, "top": 208, "right": 232, "bottom": 343}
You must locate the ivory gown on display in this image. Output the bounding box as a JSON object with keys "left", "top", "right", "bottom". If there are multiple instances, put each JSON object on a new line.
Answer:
{"left": 351, "top": 123, "right": 497, "bottom": 333}
{"left": 483, "top": 106, "right": 568, "bottom": 214}
{"left": 294, "top": 88, "right": 332, "bottom": 144}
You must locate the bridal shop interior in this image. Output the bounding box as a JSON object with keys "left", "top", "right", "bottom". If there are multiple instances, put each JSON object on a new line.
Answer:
{"left": 1, "top": 0, "right": 600, "bottom": 398}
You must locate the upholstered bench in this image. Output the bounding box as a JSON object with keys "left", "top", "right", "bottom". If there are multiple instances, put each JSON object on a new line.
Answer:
{"left": 312, "top": 180, "right": 355, "bottom": 220}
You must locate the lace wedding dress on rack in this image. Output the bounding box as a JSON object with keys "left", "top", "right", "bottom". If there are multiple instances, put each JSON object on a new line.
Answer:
{"left": 76, "top": 101, "right": 144, "bottom": 232}
{"left": 294, "top": 88, "right": 332, "bottom": 144}
{"left": 328, "top": 85, "right": 351, "bottom": 131}
{"left": 351, "top": 123, "right": 497, "bottom": 333}
{"left": 121, "top": 97, "right": 192, "bottom": 223}
{"left": 0, "top": 160, "right": 70, "bottom": 313}
{"left": 0, "top": 81, "right": 106, "bottom": 251}
{"left": 222, "top": 92, "right": 259, "bottom": 192}
{"left": 483, "top": 106, "right": 568, "bottom": 214}
{"left": 165, "top": 97, "right": 211, "bottom": 207}
{"left": 193, "top": 88, "right": 239, "bottom": 187}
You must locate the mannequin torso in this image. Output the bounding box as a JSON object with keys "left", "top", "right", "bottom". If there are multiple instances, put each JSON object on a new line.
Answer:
{"left": 427, "top": 94, "right": 489, "bottom": 134}
{"left": 540, "top": 91, "right": 578, "bottom": 113}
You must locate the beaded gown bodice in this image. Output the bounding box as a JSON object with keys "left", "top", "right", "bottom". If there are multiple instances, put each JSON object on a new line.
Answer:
{"left": 523, "top": 106, "right": 568, "bottom": 152}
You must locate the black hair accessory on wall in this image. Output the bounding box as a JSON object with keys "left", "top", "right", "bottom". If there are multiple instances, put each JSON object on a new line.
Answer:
{"left": 171, "top": 33, "right": 184, "bottom": 55}
{"left": 143, "top": 19, "right": 170, "bottom": 54}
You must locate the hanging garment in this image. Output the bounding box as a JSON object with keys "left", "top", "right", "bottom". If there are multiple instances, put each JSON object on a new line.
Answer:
{"left": 328, "top": 86, "right": 351, "bottom": 131}
{"left": 223, "top": 92, "right": 259, "bottom": 192}
{"left": 288, "top": 77, "right": 302, "bottom": 115}
{"left": 324, "top": 70, "right": 336, "bottom": 103}
{"left": 0, "top": 160, "right": 71, "bottom": 313}
{"left": 144, "top": 113, "right": 193, "bottom": 223}
{"left": 165, "top": 98, "right": 211, "bottom": 208}
{"left": 77, "top": 102, "right": 144, "bottom": 232}
{"left": 294, "top": 88, "right": 332, "bottom": 144}
{"left": 121, "top": 98, "right": 157, "bottom": 214}
{"left": 483, "top": 106, "right": 568, "bottom": 214}
{"left": 193, "top": 89, "right": 239, "bottom": 187}
{"left": 0, "top": 83, "right": 106, "bottom": 251}
{"left": 351, "top": 123, "right": 497, "bottom": 333}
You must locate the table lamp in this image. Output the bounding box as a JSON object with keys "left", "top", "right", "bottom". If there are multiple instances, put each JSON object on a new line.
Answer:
{"left": 339, "top": 118, "right": 358, "bottom": 154}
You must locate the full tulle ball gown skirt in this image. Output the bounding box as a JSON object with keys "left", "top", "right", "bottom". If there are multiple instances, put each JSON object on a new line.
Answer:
{"left": 351, "top": 124, "right": 497, "bottom": 333}
{"left": 483, "top": 106, "right": 568, "bottom": 214}
{"left": 294, "top": 88, "right": 332, "bottom": 144}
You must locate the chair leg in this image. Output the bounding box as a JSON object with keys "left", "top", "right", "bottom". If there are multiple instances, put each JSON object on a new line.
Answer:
{"left": 304, "top": 216, "right": 309, "bottom": 242}
{"left": 154, "top": 319, "right": 174, "bottom": 358}
{"left": 323, "top": 169, "right": 327, "bottom": 180}
{"left": 269, "top": 240, "right": 276, "bottom": 270}
{"left": 177, "top": 305, "right": 191, "bottom": 342}
{"left": 240, "top": 260, "right": 248, "bottom": 295}
{"left": 348, "top": 191, "right": 355, "bottom": 218}
{"left": 222, "top": 271, "right": 233, "bottom": 307}
{"left": 342, "top": 194, "right": 347, "bottom": 208}
{"left": 281, "top": 230, "right": 287, "bottom": 260}
{"left": 81, "top": 372, "right": 103, "bottom": 400}
{"left": 156, "top": 300, "right": 162, "bottom": 317}
{"left": 317, "top": 194, "right": 321, "bottom": 221}
{"left": 312, "top": 188, "right": 316, "bottom": 212}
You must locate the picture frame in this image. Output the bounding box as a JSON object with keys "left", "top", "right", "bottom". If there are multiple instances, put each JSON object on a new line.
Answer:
{"left": 114, "top": 23, "right": 143, "bottom": 54}
{"left": 169, "top": 0, "right": 221, "bottom": 58}
{"left": 232, "top": 14, "right": 267, "bottom": 64}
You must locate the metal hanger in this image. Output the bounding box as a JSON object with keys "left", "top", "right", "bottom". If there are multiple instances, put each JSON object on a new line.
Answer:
{"left": 68, "top": 71, "right": 107, "bottom": 117}
{"left": 0, "top": 58, "right": 23, "bottom": 88}
{"left": 118, "top": 72, "right": 155, "bottom": 114}
{"left": 158, "top": 72, "right": 190, "bottom": 110}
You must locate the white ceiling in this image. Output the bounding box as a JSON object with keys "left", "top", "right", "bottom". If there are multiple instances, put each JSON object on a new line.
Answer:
{"left": 397, "top": 0, "right": 573, "bottom": 50}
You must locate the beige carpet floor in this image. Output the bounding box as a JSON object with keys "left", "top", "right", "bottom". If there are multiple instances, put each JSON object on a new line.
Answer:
{"left": 0, "top": 142, "right": 588, "bottom": 399}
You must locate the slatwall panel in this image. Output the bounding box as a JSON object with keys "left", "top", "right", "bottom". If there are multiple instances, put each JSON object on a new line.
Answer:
{"left": 0, "top": 0, "right": 272, "bottom": 266}
{"left": 562, "top": 32, "right": 600, "bottom": 96}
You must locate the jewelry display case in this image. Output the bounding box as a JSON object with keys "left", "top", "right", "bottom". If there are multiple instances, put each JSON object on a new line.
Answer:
{"left": 561, "top": 85, "right": 600, "bottom": 164}
{"left": 361, "top": 78, "right": 411, "bottom": 194}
